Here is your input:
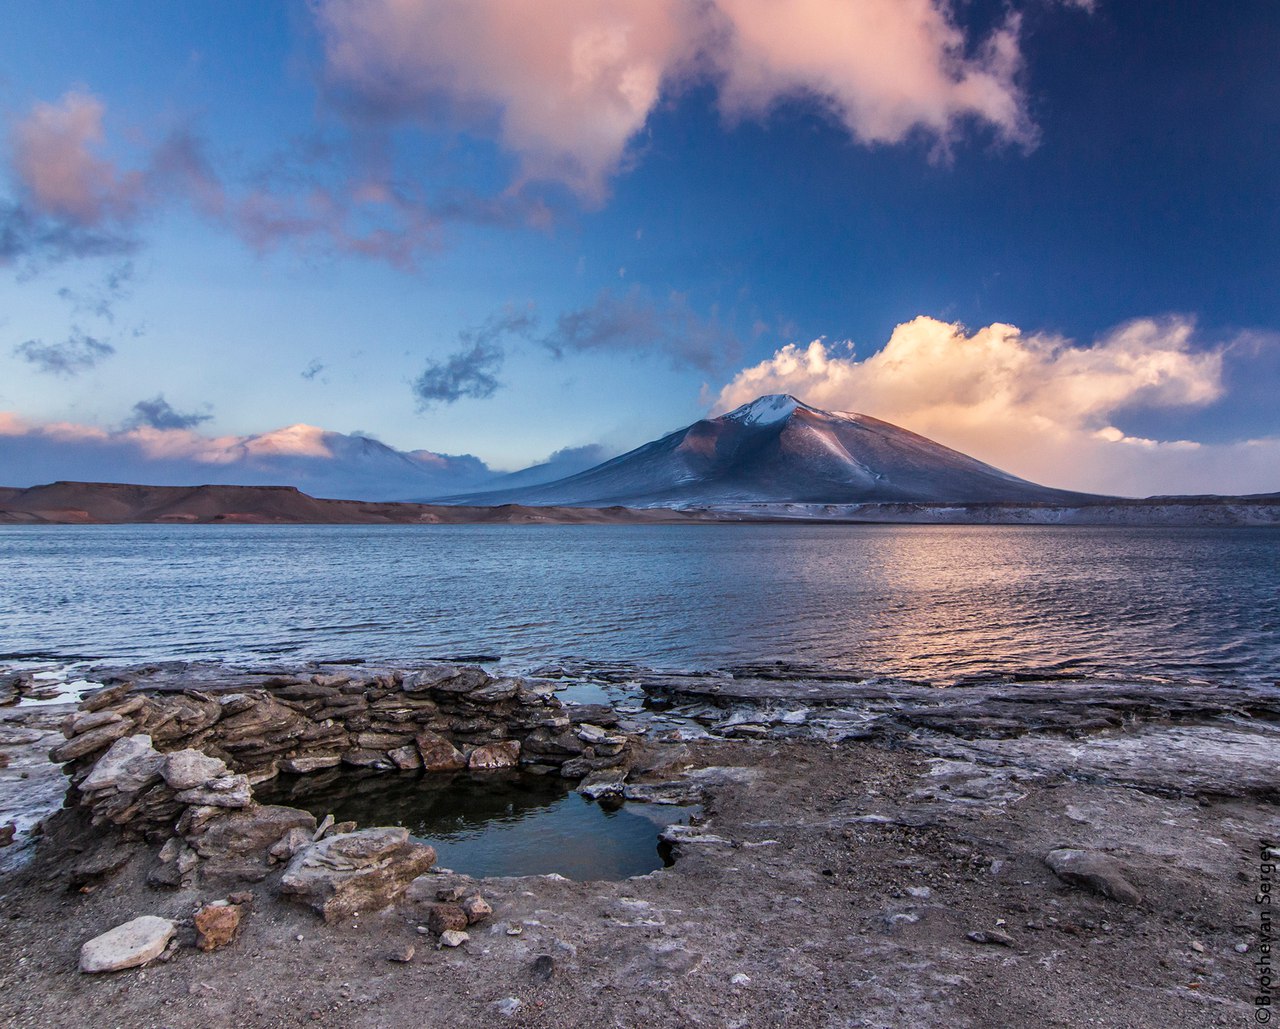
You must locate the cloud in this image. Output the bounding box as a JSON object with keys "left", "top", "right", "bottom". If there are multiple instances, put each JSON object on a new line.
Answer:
{"left": 12, "top": 331, "right": 115, "bottom": 376}
{"left": 315, "top": 0, "right": 1039, "bottom": 201}
{"left": 56, "top": 262, "right": 135, "bottom": 322}
{"left": 316, "top": 0, "right": 693, "bottom": 202}
{"left": 0, "top": 414, "right": 495, "bottom": 500}
{"left": 410, "top": 293, "right": 738, "bottom": 410}
{"left": 0, "top": 200, "right": 139, "bottom": 267}
{"left": 411, "top": 342, "right": 504, "bottom": 408}
{"left": 1, "top": 92, "right": 478, "bottom": 272}
{"left": 11, "top": 91, "right": 144, "bottom": 226}
{"left": 127, "top": 395, "right": 213, "bottom": 431}
{"left": 710, "top": 0, "right": 1031, "bottom": 153}
{"left": 545, "top": 287, "right": 741, "bottom": 373}
{"left": 411, "top": 308, "right": 537, "bottom": 409}
{"left": 715, "top": 314, "right": 1280, "bottom": 496}
{"left": 1, "top": 93, "right": 208, "bottom": 270}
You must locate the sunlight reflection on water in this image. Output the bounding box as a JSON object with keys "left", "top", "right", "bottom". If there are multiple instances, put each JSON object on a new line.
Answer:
{"left": 1, "top": 523, "right": 1276, "bottom": 685}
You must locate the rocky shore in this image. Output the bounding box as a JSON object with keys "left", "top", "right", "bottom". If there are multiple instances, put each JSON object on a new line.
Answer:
{"left": 1, "top": 660, "right": 1277, "bottom": 1027}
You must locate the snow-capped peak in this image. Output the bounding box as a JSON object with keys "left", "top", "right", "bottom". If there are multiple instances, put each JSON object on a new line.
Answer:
{"left": 723, "top": 394, "right": 805, "bottom": 426}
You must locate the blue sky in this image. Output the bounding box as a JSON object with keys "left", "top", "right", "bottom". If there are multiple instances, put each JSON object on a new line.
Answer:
{"left": 1, "top": 0, "right": 1278, "bottom": 496}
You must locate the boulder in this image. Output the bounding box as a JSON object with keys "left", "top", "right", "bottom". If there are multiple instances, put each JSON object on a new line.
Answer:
{"left": 50, "top": 721, "right": 133, "bottom": 763}
{"left": 79, "top": 735, "right": 164, "bottom": 795}
{"left": 215, "top": 695, "right": 303, "bottom": 742}
{"left": 185, "top": 804, "right": 317, "bottom": 866}
{"left": 388, "top": 745, "right": 422, "bottom": 770}
{"left": 461, "top": 895, "right": 493, "bottom": 925}
{"left": 566, "top": 704, "right": 619, "bottom": 727}
{"left": 161, "top": 749, "right": 228, "bottom": 790}
{"left": 175, "top": 774, "right": 252, "bottom": 809}
{"left": 355, "top": 732, "right": 413, "bottom": 750}
{"left": 426, "top": 903, "right": 469, "bottom": 934}
{"left": 138, "top": 693, "right": 223, "bottom": 744}
{"left": 269, "top": 826, "right": 315, "bottom": 862}
{"left": 79, "top": 681, "right": 135, "bottom": 714}
{"left": 430, "top": 667, "right": 491, "bottom": 695}
{"left": 521, "top": 728, "right": 586, "bottom": 759}
{"left": 1045, "top": 848, "right": 1142, "bottom": 905}
{"left": 401, "top": 665, "right": 469, "bottom": 694}
{"left": 67, "top": 843, "right": 133, "bottom": 888}
{"left": 578, "top": 770, "right": 626, "bottom": 801}
{"left": 280, "top": 828, "right": 437, "bottom": 923}
{"left": 469, "top": 740, "right": 520, "bottom": 770}
{"left": 79, "top": 916, "right": 176, "bottom": 973}
{"left": 469, "top": 678, "right": 521, "bottom": 703}
{"left": 194, "top": 901, "right": 244, "bottom": 951}
{"left": 415, "top": 732, "right": 467, "bottom": 773}
{"left": 341, "top": 749, "right": 395, "bottom": 769}
{"left": 280, "top": 754, "right": 342, "bottom": 774}
{"left": 575, "top": 723, "right": 610, "bottom": 745}
{"left": 64, "top": 708, "right": 124, "bottom": 738}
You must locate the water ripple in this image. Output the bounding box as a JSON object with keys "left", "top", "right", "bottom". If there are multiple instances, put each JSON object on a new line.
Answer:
{"left": 1, "top": 523, "right": 1277, "bottom": 686}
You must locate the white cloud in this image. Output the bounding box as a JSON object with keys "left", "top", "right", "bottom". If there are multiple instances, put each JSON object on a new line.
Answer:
{"left": 714, "top": 315, "right": 1280, "bottom": 496}
{"left": 315, "top": 0, "right": 1038, "bottom": 200}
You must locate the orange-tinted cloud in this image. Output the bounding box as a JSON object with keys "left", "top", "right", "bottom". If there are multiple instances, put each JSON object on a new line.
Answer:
{"left": 315, "top": 0, "right": 1038, "bottom": 200}
{"left": 715, "top": 315, "right": 1280, "bottom": 496}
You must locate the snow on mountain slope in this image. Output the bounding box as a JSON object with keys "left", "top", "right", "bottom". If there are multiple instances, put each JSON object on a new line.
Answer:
{"left": 444, "top": 394, "right": 1105, "bottom": 508}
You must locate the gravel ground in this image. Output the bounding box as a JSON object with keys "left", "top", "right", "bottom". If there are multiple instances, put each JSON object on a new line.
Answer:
{"left": 2, "top": 717, "right": 1276, "bottom": 1028}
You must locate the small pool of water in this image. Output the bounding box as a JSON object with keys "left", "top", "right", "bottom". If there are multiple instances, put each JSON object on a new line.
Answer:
{"left": 257, "top": 768, "right": 696, "bottom": 881}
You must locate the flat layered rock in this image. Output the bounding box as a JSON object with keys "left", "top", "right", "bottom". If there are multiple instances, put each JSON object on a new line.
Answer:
{"left": 80, "top": 916, "right": 175, "bottom": 973}
{"left": 280, "top": 828, "right": 437, "bottom": 922}
{"left": 1045, "top": 848, "right": 1142, "bottom": 905}
{"left": 469, "top": 740, "right": 520, "bottom": 770}
{"left": 185, "top": 804, "right": 317, "bottom": 865}
{"left": 79, "top": 735, "right": 163, "bottom": 795}
{"left": 416, "top": 731, "right": 467, "bottom": 773}
{"left": 161, "top": 749, "right": 228, "bottom": 790}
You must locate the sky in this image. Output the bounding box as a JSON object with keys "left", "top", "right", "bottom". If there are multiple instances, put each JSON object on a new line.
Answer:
{"left": 1, "top": 0, "right": 1278, "bottom": 498}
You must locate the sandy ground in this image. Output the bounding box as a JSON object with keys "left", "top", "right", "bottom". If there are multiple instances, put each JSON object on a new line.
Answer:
{"left": 2, "top": 705, "right": 1277, "bottom": 1029}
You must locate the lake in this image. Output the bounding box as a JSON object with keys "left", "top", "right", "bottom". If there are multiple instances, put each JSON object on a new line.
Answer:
{"left": 1, "top": 523, "right": 1277, "bottom": 686}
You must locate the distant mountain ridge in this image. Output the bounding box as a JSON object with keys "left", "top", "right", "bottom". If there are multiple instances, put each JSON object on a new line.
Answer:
{"left": 0, "top": 419, "right": 606, "bottom": 502}
{"left": 0, "top": 481, "right": 701, "bottom": 525}
{"left": 443, "top": 394, "right": 1105, "bottom": 507}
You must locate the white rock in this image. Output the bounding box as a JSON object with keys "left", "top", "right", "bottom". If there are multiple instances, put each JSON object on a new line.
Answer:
{"left": 494, "top": 998, "right": 522, "bottom": 1017}
{"left": 174, "top": 774, "right": 252, "bottom": 809}
{"left": 80, "top": 916, "right": 176, "bottom": 973}
{"left": 575, "top": 723, "right": 609, "bottom": 744}
{"left": 79, "top": 735, "right": 163, "bottom": 795}
{"left": 161, "top": 749, "right": 228, "bottom": 791}
{"left": 730, "top": 972, "right": 751, "bottom": 986}
{"left": 439, "top": 930, "right": 469, "bottom": 948}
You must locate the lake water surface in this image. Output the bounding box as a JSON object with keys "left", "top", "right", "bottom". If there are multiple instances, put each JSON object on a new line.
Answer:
{"left": 1, "top": 523, "right": 1277, "bottom": 685}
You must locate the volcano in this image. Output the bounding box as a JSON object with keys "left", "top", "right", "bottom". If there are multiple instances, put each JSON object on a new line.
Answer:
{"left": 442, "top": 395, "right": 1103, "bottom": 507}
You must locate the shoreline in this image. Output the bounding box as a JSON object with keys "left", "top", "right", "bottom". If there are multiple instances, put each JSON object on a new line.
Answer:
{"left": 2, "top": 481, "right": 1279, "bottom": 526}
{"left": 2, "top": 660, "right": 1277, "bottom": 1026}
